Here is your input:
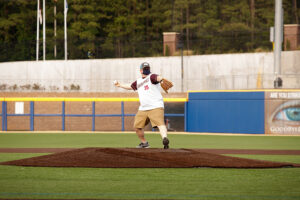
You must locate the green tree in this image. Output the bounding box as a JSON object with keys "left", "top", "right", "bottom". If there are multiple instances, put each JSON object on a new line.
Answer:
{"left": 0, "top": 0, "right": 299, "bottom": 61}
{"left": 68, "top": 0, "right": 101, "bottom": 59}
{"left": 0, "top": 0, "right": 36, "bottom": 61}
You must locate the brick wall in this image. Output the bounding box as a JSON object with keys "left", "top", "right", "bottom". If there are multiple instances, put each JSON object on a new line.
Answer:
{"left": 1, "top": 92, "right": 185, "bottom": 131}
{"left": 284, "top": 24, "right": 300, "bottom": 50}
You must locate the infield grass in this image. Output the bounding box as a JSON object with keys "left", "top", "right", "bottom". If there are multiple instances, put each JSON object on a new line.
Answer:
{"left": 0, "top": 133, "right": 299, "bottom": 200}
{"left": 226, "top": 154, "right": 300, "bottom": 165}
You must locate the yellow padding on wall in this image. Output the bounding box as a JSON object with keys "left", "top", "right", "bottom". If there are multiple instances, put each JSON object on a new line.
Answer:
{"left": 188, "top": 89, "right": 300, "bottom": 93}
{"left": 1, "top": 97, "right": 187, "bottom": 102}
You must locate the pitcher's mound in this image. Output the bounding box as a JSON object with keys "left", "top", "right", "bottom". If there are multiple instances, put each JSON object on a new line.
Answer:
{"left": 1, "top": 148, "right": 299, "bottom": 168}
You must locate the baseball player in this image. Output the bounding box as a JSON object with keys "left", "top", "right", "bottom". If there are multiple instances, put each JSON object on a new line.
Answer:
{"left": 114, "top": 62, "right": 173, "bottom": 149}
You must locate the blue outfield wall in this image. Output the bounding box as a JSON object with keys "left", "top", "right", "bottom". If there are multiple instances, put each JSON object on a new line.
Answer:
{"left": 186, "top": 92, "right": 265, "bottom": 134}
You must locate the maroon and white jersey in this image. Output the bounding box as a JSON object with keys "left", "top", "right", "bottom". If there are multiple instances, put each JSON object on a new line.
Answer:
{"left": 131, "top": 74, "right": 164, "bottom": 111}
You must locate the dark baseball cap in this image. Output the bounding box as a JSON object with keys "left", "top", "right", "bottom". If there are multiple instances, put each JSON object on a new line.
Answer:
{"left": 140, "top": 62, "right": 150, "bottom": 69}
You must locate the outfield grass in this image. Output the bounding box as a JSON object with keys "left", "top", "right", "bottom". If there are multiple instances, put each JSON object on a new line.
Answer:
{"left": 0, "top": 133, "right": 300, "bottom": 200}
{"left": 0, "top": 132, "right": 300, "bottom": 149}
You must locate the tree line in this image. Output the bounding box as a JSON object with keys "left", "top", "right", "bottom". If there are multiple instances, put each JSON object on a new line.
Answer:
{"left": 0, "top": 0, "right": 299, "bottom": 61}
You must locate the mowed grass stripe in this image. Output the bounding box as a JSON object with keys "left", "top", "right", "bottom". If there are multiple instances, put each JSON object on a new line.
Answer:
{"left": 0, "top": 133, "right": 300, "bottom": 149}
{"left": 0, "top": 192, "right": 299, "bottom": 200}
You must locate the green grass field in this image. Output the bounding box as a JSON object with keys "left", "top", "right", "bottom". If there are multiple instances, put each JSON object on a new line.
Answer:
{"left": 0, "top": 133, "right": 300, "bottom": 200}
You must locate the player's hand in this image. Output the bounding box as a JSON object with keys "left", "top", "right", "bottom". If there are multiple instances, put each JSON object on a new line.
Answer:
{"left": 113, "top": 80, "right": 120, "bottom": 87}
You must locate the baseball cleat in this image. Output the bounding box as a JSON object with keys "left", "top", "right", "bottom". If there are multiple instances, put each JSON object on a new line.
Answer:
{"left": 163, "top": 137, "right": 169, "bottom": 149}
{"left": 136, "top": 142, "right": 150, "bottom": 148}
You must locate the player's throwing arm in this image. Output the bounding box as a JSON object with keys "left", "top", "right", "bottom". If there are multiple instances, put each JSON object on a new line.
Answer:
{"left": 113, "top": 80, "right": 132, "bottom": 90}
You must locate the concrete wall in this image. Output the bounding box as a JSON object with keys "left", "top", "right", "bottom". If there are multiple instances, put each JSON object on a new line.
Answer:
{"left": 0, "top": 51, "right": 299, "bottom": 92}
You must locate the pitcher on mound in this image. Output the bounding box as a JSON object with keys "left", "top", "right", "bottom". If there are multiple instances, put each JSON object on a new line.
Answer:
{"left": 114, "top": 62, "right": 173, "bottom": 149}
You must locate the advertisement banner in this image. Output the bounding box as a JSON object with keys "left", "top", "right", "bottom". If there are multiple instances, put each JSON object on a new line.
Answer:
{"left": 265, "top": 91, "right": 300, "bottom": 134}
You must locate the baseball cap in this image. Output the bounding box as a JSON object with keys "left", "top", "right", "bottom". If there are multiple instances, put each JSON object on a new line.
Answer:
{"left": 140, "top": 62, "right": 150, "bottom": 69}
{"left": 140, "top": 62, "right": 151, "bottom": 75}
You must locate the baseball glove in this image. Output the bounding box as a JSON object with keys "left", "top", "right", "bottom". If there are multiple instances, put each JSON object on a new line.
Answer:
{"left": 160, "top": 78, "right": 173, "bottom": 93}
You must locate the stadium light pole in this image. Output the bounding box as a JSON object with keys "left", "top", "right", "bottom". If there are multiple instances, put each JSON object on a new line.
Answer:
{"left": 274, "top": 0, "right": 283, "bottom": 88}
{"left": 43, "top": 0, "right": 46, "bottom": 61}
{"left": 54, "top": 0, "right": 57, "bottom": 59}
{"left": 64, "top": 0, "right": 68, "bottom": 60}
{"left": 176, "top": 34, "right": 184, "bottom": 92}
{"left": 36, "top": 0, "right": 40, "bottom": 61}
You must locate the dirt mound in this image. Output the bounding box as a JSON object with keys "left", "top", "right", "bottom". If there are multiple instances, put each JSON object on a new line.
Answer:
{"left": 2, "top": 148, "right": 299, "bottom": 168}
